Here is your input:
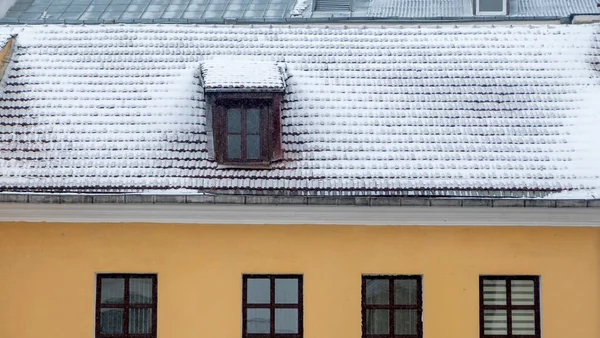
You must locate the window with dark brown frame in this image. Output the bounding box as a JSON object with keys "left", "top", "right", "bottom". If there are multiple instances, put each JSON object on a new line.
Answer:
{"left": 362, "top": 275, "right": 423, "bottom": 338}
{"left": 95, "top": 274, "right": 157, "bottom": 338}
{"left": 209, "top": 92, "right": 283, "bottom": 166}
{"left": 480, "top": 275, "right": 540, "bottom": 338}
{"left": 242, "top": 274, "right": 303, "bottom": 338}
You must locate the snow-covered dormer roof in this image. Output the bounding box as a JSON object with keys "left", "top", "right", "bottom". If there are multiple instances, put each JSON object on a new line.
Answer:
{"left": 200, "top": 59, "right": 285, "bottom": 92}
{"left": 0, "top": 24, "right": 599, "bottom": 197}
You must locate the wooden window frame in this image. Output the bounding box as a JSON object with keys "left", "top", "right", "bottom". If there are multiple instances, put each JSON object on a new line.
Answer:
{"left": 95, "top": 273, "right": 158, "bottom": 338}
{"left": 361, "top": 275, "right": 423, "bottom": 338}
{"left": 210, "top": 92, "right": 283, "bottom": 167}
{"left": 479, "top": 275, "right": 541, "bottom": 338}
{"left": 242, "top": 274, "right": 303, "bottom": 338}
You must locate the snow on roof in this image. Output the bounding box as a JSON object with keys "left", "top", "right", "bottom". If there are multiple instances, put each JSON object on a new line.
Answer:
{"left": 367, "top": 0, "right": 598, "bottom": 18}
{"left": 0, "top": 24, "right": 599, "bottom": 196}
{"left": 200, "top": 59, "right": 285, "bottom": 92}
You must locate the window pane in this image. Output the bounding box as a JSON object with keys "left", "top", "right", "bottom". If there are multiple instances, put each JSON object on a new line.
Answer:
{"left": 365, "top": 279, "right": 389, "bottom": 305}
{"left": 275, "top": 308, "right": 298, "bottom": 333}
{"left": 100, "top": 308, "right": 123, "bottom": 333}
{"left": 275, "top": 278, "right": 298, "bottom": 304}
{"left": 246, "top": 135, "right": 260, "bottom": 159}
{"left": 394, "top": 309, "right": 418, "bottom": 335}
{"left": 247, "top": 278, "right": 270, "bottom": 304}
{"left": 130, "top": 278, "right": 153, "bottom": 304}
{"left": 227, "top": 108, "right": 241, "bottom": 133}
{"left": 394, "top": 279, "right": 417, "bottom": 305}
{"left": 366, "top": 309, "right": 389, "bottom": 334}
{"left": 129, "top": 308, "right": 152, "bottom": 334}
{"left": 479, "top": 0, "right": 503, "bottom": 11}
{"left": 483, "top": 309, "right": 507, "bottom": 335}
{"left": 511, "top": 279, "right": 535, "bottom": 305}
{"left": 483, "top": 279, "right": 506, "bottom": 305}
{"left": 101, "top": 278, "right": 124, "bottom": 304}
{"left": 247, "top": 308, "right": 270, "bottom": 333}
{"left": 512, "top": 310, "right": 535, "bottom": 335}
{"left": 246, "top": 108, "right": 260, "bottom": 134}
{"left": 227, "top": 135, "right": 241, "bottom": 159}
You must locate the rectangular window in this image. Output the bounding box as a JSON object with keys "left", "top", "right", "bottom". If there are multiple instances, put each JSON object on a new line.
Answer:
{"left": 96, "top": 274, "right": 157, "bottom": 338}
{"left": 225, "top": 105, "right": 265, "bottom": 162}
{"left": 362, "top": 275, "right": 423, "bottom": 338}
{"left": 480, "top": 276, "right": 540, "bottom": 338}
{"left": 476, "top": 0, "right": 506, "bottom": 14}
{"left": 242, "top": 274, "right": 303, "bottom": 338}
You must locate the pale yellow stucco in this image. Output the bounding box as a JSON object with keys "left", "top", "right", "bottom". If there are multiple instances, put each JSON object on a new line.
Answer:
{"left": 0, "top": 222, "right": 598, "bottom": 338}
{"left": 0, "top": 37, "right": 14, "bottom": 80}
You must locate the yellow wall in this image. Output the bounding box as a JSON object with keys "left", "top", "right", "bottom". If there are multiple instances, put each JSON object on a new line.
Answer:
{"left": 0, "top": 222, "right": 599, "bottom": 338}
{"left": 0, "top": 38, "right": 13, "bottom": 80}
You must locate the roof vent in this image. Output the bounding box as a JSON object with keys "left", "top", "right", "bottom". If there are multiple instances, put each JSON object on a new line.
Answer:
{"left": 314, "top": 0, "right": 351, "bottom": 12}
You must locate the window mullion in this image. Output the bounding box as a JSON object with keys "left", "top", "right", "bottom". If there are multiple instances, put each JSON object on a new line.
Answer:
{"left": 389, "top": 277, "right": 394, "bottom": 336}
{"left": 270, "top": 277, "right": 276, "bottom": 337}
{"left": 506, "top": 278, "right": 512, "bottom": 337}
{"left": 124, "top": 276, "right": 130, "bottom": 338}
{"left": 241, "top": 106, "right": 247, "bottom": 161}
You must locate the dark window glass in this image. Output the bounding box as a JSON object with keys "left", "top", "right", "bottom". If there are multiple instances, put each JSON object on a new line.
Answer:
{"left": 243, "top": 275, "right": 303, "bottom": 338}
{"left": 246, "top": 135, "right": 260, "bottom": 159}
{"left": 101, "top": 278, "right": 124, "bottom": 304}
{"left": 96, "top": 274, "right": 157, "bottom": 338}
{"left": 227, "top": 108, "right": 242, "bottom": 133}
{"left": 100, "top": 309, "right": 123, "bottom": 333}
{"left": 246, "top": 108, "right": 260, "bottom": 134}
{"left": 480, "top": 276, "right": 540, "bottom": 338}
{"left": 362, "top": 275, "right": 422, "bottom": 338}
{"left": 224, "top": 105, "right": 264, "bottom": 162}
{"left": 227, "top": 135, "right": 242, "bottom": 159}
{"left": 479, "top": 0, "right": 503, "bottom": 11}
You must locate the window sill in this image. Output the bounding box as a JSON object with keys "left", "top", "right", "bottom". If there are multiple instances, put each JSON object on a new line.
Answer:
{"left": 217, "top": 163, "right": 272, "bottom": 170}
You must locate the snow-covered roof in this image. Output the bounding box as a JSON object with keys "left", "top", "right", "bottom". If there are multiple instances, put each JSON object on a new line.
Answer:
{"left": 365, "top": 0, "right": 598, "bottom": 18}
{"left": 0, "top": 24, "right": 599, "bottom": 197}
{"left": 200, "top": 59, "right": 285, "bottom": 92}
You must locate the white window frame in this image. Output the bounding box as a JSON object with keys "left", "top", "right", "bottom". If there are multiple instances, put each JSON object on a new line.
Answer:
{"left": 475, "top": 0, "right": 507, "bottom": 15}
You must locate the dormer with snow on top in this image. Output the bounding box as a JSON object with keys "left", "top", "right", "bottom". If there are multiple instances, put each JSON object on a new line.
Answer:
{"left": 474, "top": 0, "right": 508, "bottom": 15}
{"left": 200, "top": 60, "right": 286, "bottom": 168}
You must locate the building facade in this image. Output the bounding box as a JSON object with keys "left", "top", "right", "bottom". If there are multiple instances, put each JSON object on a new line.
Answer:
{"left": 1, "top": 215, "right": 599, "bottom": 338}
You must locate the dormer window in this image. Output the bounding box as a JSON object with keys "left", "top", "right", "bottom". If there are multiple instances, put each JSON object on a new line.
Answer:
{"left": 200, "top": 60, "right": 285, "bottom": 167}
{"left": 475, "top": 0, "right": 507, "bottom": 15}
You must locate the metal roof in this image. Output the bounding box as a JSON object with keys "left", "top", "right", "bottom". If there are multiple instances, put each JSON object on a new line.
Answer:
{"left": 2, "top": 0, "right": 297, "bottom": 22}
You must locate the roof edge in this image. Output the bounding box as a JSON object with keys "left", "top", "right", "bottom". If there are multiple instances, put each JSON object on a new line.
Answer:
{"left": 0, "top": 193, "right": 597, "bottom": 208}
{"left": 0, "top": 14, "right": 573, "bottom": 26}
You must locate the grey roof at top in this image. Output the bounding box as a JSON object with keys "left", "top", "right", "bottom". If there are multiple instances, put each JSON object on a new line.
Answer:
{"left": 365, "top": 0, "right": 600, "bottom": 18}
{"left": 2, "top": 0, "right": 297, "bottom": 22}
{"left": 0, "top": 0, "right": 598, "bottom": 24}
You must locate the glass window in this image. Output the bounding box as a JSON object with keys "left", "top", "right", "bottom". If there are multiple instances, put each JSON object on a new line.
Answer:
{"left": 96, "top": 274, "right": 157, "bottom": 338}
{"left": 479, "top": 0, "right": 504, "bottom": 12}
{"left": 480, "top": 276, "right": 540, "bottom": 338}
{"left": 243, "top": 275, "right": 302, "bottom": 338}
{"left": 225, "top": 106, "right": 263, "bottom": 161}
{"left": 363, "top": 275, "right": 422, "bottom": 338}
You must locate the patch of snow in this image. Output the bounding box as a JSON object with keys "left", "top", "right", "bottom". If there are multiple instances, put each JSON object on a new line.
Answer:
{"left": 291, "top": 0, "right": 311, "bottom": 16}
{"left": 0, "top": 24, "right": 598, "bottom": 196}
{"left": 200, "top": 59, "right": 285, "bottom": 91}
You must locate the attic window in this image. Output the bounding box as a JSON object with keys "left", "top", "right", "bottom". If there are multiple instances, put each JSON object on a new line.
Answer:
{"left": 200, "top": 60, "right": 285, "bottom": 167}
{"left": 475, "top": 0, "right": 507, "bottom": 15}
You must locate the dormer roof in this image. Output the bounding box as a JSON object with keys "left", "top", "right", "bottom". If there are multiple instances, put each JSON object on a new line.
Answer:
{"left": 200, "top": 59, "right": 285, "bottom": 93}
